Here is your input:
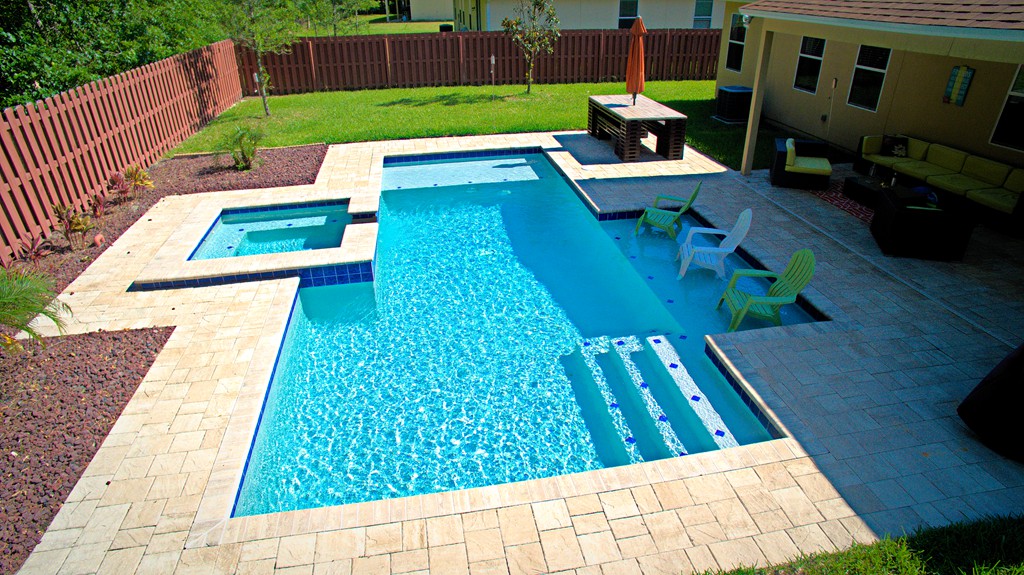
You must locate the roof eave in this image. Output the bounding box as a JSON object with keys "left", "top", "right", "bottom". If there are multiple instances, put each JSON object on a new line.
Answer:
{"left": 738, "top": 8, "right": 1024, "bottom": 42}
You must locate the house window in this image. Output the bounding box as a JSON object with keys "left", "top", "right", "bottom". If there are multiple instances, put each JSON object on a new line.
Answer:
{"left": 848, "top": 45, "right": 890, "bottom": 111}
{"left": 692, "top": 0, "right": 713, "bottom": 28}
{"left": 618, "top": 0, "right": 638, "bottom": 29}
{"left": 794, "top": 37, "right": 825, "bottom": 93}
{"left": 725, "top": 14, "right": 745, "bottom": 72}
{"left": 992, "top": 65, "right": 1024, "bottom": 152}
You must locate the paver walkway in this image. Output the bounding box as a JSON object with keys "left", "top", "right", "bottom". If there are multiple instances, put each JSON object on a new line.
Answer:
{"left": 18, "top": 133, "right": 1023, "bottom": 575}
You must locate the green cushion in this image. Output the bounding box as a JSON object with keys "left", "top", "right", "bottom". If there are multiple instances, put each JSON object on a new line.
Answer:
{"left": 1002, "top": 169, "right": 1024, "bottom": 194}
{"left": 861, "top": 135, "right": 883, "bottom": 156}
{"left": 788, "top": 156, "right": 832, "bottom": 175}
{"left": 906, "top": 138, "right": 930, "bottom": 160}
{"left": 967, "top": 188, "right": 1020, "bottom": 214}
{"left": 785, "top": 138, "right": 796, "bottom": 166}
{"left": 925, "top": 144, "right": 968, "bottom": 172}
{"left": 962, "top": 156, "right": 1011, "bottom": 186}
{"left": 926, "top": 173, "right": 990, "bottom": 195}
{"left": 862, "top": 153, "right": 909, "bottom": 168}
{"left": 894, "top": 159, "right": 957, "bottom": 180}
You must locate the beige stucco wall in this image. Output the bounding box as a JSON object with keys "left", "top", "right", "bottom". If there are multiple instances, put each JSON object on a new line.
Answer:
{"left": 760, "top": 29, "right": 1024, "bottom": 165}
{"left": 463, "top": 0, "right": 725, "bottom": 31}
{"left": 715, "top": 1, "right": 760, "bottom": 89}
{"left": 412, "top": 0, "right": 454, "bottom": 20}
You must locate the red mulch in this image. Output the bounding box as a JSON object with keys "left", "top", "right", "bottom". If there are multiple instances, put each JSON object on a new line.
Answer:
{"left": 21, "top": 144, "right": 328, "bottom": 294}
{"left": 0, "top": 144, "right": 327, "bottom": 575}
{"left": 0, "top": 328, "right": 173, "bottom": 575}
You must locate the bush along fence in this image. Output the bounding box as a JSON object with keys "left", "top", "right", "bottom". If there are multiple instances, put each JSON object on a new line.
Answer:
{"left": 236, "top": 28, "right": 721, "bottom": 95}
{"left": 0, "top": 40, "right": 241, "bottom": 266}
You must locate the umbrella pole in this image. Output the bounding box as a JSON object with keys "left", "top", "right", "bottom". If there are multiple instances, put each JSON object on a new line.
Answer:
{"left": 632, "top": 93, "right": 637, "bottom": 105}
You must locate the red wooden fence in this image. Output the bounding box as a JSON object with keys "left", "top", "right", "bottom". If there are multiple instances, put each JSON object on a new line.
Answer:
{"left": 236, "top": 29, "right": 720, "bottom": 95}
{"left": 0, "top": 40, "right": 241, "bottom": 266}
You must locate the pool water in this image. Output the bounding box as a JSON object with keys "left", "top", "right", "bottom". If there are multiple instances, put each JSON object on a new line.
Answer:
{"left": 190, "top": 202, "right": 351, "bottom": 260}
{"left": 233, "top": 154, "right": 812, "bottom": 517}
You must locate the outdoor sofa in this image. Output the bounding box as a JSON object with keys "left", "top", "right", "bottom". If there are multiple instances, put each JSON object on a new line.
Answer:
{"left": 860, "top": 135, "right": 1024, "bottom": 232}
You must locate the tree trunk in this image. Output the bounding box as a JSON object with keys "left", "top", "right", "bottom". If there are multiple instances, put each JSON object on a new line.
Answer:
{"left": 257, "top": 57, "right": 272, "bottom": 117}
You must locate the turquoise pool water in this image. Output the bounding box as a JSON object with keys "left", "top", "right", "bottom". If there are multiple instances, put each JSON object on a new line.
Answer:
{"left": 233, "top": 153, "right": 812, "bottom": 517}
{"left": 190, "top": 203, "right": 350, "bottom": 260}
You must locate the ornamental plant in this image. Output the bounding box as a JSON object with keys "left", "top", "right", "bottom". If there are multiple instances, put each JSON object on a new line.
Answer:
{"left": 19, "top": 233, "right": 51, "bottom": 267}
{"left": 0, "top": 267, "right": 70, "bottom": 353}
{"left": 53, "top": 204, "right": 96, "bottom": 250}
{"left": 124, "top": 165, "right": 154, "bottom": 199}
{"left": 228, "top": 125, "right": 264, "bottom": 171}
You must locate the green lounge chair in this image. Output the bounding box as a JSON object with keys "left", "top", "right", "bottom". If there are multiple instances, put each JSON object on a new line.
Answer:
{"left": 716, "top": 249, "right": 815, "bottom": 332}
{"left": 633, "top": 182, "right": 702, "bottom": 240}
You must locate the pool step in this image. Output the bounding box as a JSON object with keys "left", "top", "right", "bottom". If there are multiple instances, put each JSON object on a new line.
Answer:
{"left": 647, "top": 336, "right": 739, "bottom": 450}
{"left": 609, "top": 337, "right": 690, "bottom": 456}
{"left": 579, "top": 339, "right": 644, "bottom": 465}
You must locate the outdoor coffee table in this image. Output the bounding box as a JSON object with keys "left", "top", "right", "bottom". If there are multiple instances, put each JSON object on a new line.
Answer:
{"left": 870, "top": 185, "right": 975, "bottom": 261}
{"left": 588, "top": 94, "right": 687, "bottom": 162}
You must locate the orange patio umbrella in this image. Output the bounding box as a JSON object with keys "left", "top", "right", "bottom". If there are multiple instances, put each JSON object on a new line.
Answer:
{"left": 626, "top": 16, "right": 647, "bottom": 105}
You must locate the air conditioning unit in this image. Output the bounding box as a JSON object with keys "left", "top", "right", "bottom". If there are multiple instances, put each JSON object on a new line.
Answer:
{"left": 715, "top": 86, "right": 753, "bottom": 124}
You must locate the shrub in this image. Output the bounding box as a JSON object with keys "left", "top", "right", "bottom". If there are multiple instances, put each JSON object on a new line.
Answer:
{"left": 19, "top": 233, "right": 51, "bottom": 267}
{"left": 53, "top": 204, "right": 95, "bottom": 251}
{"left": 0, "top": 267, "right": 71, "bottom": 353}
{"left": 107, "top": 171, "right": 131, "bottom": 202}
{"left": 228, "top": 126, "right": 263, "bottom": 170}
{"left": 124, "top": 165, "right": 154, "bottom": 199}
{"left": 90, "top": 190, "right": 108, "bottom": 217}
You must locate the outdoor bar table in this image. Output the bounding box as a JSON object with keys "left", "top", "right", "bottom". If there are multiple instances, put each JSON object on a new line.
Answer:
{"left": 587, "top": 94, "right": 687, "bottom": 162}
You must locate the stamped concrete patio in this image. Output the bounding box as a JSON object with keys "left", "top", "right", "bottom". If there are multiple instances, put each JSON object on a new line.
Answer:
{"left": 17, "top": 132, "right": 1024, "bottom": 575}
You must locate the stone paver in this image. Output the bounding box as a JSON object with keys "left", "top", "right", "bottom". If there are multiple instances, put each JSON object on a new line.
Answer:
{"left": 17, "top": 133, "right": 1024, "bottom": 575}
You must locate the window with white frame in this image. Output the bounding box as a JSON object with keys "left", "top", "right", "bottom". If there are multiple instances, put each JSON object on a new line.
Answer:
{"left": 847, "top": 45, "right": 890, "bottom": 111}
{"left": 618, "top": 0, "right": 638, "bottom": 29}
{"left": 992, "top": 65, "right": 1024, "bottom": 152}
{"left": 794, "top": 37, "right": 825, "bottom": 93}
{"left": 692, "top": 0, "right": 713, "bottom": 28}
{"left": 725, "top": 14, "right": 745, "bottom": 72}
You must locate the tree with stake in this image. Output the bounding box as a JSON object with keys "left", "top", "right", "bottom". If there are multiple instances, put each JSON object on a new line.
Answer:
{"left": 502, "top": 0, "right": 560, "bottom": 95}
{"left": 226, "top": 0, "right": 297, "bottom": 116}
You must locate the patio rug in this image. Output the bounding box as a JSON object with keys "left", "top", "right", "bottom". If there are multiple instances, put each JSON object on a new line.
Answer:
{"left": 810, "top": 180, "right": 874, "bottom": 223}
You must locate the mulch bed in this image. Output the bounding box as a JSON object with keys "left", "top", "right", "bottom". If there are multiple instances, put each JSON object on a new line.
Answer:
{"left": 0, "top": 328, "right": 173, "bottom": 575}
{"left": 25, "top": 144, "right": 328, "bottom": 294}
{"left": 1, "top": 144, "right": 327, "bottom": 575}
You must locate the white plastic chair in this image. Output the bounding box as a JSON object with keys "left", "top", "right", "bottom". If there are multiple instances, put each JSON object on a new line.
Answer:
{"left": 676, "top": 208, "right": 753, "bottom": 279}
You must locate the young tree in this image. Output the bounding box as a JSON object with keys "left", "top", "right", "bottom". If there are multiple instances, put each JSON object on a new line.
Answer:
{"left": 318, "top": 0, "right": 378, "bottom": 36}
{"left": 501, "top": 0, "right": 560, "bottom": 94}
{"left": 225, "top": 0, "right": 297, "bottom": 116}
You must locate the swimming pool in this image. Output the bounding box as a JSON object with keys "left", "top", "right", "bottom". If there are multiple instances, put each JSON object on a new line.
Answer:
{"left": 233, "top": 152, "right": 810, "bottom": 516}
{"left": 190, "top": 201, "right": 351, "bottom": 260}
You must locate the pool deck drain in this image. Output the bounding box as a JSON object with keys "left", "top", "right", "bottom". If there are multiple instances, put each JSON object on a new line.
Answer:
{"left": 18, "top": 132, "right": 1024, "bottom": 575}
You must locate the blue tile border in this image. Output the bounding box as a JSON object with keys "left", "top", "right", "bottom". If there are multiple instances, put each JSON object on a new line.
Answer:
{"left": 128, "top": 261, "right": 374, "bottom": 292}
{"left": 221, "top": 199, "right": 350, "bottom": 216}
{"left": 704, "top": 345, "right": 786, "bottom": 440}
{"left": 383, "top": 147, "right": 544, "bottom": 165}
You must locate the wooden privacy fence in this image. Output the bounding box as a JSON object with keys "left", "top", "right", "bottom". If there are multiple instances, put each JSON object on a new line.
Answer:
{"left": 236, "top": 28, "right": 720, "bottom": 95}
{"left": 0, "top": 40, "right": 241, "bottom": 265}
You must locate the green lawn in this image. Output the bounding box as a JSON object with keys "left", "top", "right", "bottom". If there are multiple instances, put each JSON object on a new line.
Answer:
{"left": 300, "top": 15, "right": 452, "bottom": 36}
{"left": 173, "top": 81, "right": 784, "bottom": 170}
{"left": 712, "top": 516, "right": 1024, "bottom": 575}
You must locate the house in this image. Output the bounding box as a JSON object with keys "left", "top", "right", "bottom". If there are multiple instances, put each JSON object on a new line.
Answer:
{"left": 713, "top": 0, "right": 1024, "bottom": 174}
{"left": 453, "top": 0, "right": 725, "bottom": 32}
{"left": 411, "top": 0, "right": 454, "bottom": 21}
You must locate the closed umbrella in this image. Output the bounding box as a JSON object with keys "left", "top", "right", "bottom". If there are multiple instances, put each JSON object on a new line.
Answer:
{"left": 626, "top": 16, "right": 647, "bottom": 105}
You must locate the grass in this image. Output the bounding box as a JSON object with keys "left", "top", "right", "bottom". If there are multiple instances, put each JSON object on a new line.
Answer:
{"left": 173, "top": 81, "right": 786, "bottom": 170}
{"left": 713, "top": 515, "right": 1024, "bottom": 575}
{"left": 299, "top": 15, "right": 453, "bottom": 36}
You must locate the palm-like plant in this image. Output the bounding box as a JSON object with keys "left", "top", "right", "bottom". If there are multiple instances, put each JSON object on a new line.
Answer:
{"left": 0, "top": 268, "right": 71, "bottom": 352}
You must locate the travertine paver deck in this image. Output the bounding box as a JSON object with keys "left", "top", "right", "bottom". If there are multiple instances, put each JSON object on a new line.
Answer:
{"left": 18, "top": 132, "right": 1023, "bottom": 575}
